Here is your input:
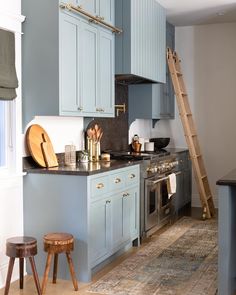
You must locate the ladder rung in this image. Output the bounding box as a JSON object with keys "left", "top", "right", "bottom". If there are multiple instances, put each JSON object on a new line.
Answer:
{"left": 185, "top": 134, "right": 197, "bottom": 137}
{"left": 207, "top": 195, "right": 213, "bottom": 201}
{"left": 192, "top": 154, "right": 202, "bottom": 159}
{"left": 176, "top": 71, "right": 182, "bottom": 76}
{"left": 180, "top": 113, "right": 192, "bottom": 117}
{"left": 201, "top": 175, "right": 207, "bottom": 179}
{"left": 179, "top": 92, "right": 187, "bottom": 96}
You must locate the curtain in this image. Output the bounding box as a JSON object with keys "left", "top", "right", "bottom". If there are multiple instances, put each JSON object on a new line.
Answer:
{"left": 0, "top": 28, "right": 18, "bottom": 100}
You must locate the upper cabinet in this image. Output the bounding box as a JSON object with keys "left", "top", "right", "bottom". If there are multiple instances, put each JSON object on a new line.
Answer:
{"left": 115, "top": 0, "right": 166, "bottom": 83}
{"left": 22, "top": 0, "right": 115, "bottom": 128}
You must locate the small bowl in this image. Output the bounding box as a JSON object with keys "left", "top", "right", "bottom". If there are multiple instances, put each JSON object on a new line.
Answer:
{"left": 149, "top": 138, "right": 170, "bottom": 149}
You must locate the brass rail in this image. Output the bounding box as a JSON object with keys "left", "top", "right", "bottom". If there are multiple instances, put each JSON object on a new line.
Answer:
{"left": 60, "top": 2, "right": 123, "bottom": 34}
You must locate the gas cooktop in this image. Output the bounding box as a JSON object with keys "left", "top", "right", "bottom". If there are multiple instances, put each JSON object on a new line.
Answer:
{"left": 108, "top": 150, "right": 170, "bottom": 161}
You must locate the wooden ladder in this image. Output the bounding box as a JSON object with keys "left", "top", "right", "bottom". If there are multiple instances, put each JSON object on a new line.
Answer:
{"left": 167, "top": 48, "right": 215, "bottom": 219}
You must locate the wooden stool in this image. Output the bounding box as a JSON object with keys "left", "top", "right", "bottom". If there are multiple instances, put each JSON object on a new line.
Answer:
{"left": 4, "top": 236, "right": 42, "bottom": 295}
{"left": 41, "top": 233, "right": 78, "bottom": 293}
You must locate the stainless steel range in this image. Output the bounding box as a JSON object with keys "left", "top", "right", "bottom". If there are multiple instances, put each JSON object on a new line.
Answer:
{"left": 110, "top": 151, "right": 180, "bottom": 238}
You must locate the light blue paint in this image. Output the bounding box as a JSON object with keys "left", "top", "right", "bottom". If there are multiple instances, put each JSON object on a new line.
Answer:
{"left": 24, "top": 165, "right": 140, "bottom": 282}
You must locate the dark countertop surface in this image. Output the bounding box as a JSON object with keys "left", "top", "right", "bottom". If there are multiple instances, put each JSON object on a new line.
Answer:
{"left": 216, "top": 168, "right": 236, "bottom": 186}
{"left": 24, "top": 159, "right": 141, "bottom": 176}
{"left": 23, "top": 147, "right": 189, "bottom": 176}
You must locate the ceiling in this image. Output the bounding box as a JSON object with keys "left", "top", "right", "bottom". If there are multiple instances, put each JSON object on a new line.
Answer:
{"left": 157, "top": 0, "right": 236, "bottom": 26}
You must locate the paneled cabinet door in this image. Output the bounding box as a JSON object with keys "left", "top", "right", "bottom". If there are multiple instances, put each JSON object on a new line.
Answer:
{"left": 128, "top": 187, "right": 139, "bottom": 239}
{"left": 98, "top": 29, "right": 114, "bottom": 115}
{"left": 80, "top": 22, "right": 98, "bottom": 115}
{"left": 90, "top": 198, "right": 111, "bottom": 263}
{"left": 78, "top": 0, "right": 98, "bottom": 15}
{"left": 99, "top": 0, "right": 114, "bottom": 25}
{"left": 60, "top": 13, "right": 81, "bottom": 115}
{"left": 111, "top": 193, "right": 130, "bottom": 250}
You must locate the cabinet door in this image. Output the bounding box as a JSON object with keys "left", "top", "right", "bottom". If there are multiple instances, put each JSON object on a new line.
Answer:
{"left": 98, "top": 29, "right": 114, "bottom": 116}
{"left": 78, "top": 0, "right": 98, "bottom": 16}
{"left": 128, "top": 187, "right": 139, "bottom": 239}
{"left": 60, "top": 13, "right": 81, "bottom": 114}
{"left": 99, "top": 0, "right": 114, "bottom": 24}
{"left": 174, "top": 171, "right": 184, "bottom": 214}
{"left": 90, "top": 198, "right": 111, "bottom": 264}
{"left": 81, "top": 22, "right": 98, "bottom": 114}
{"left": 111, "top": 193, "right": 130, "bottom": 250}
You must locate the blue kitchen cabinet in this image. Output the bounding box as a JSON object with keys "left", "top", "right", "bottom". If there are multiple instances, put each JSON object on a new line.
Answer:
{"left": 90, "top": 198, "right": 111, "bottom": 264}
{"left": 60, "top": 12, "right": 115, "bottom": 117}
{"left": 24, "top": 165, "right": 140, "bottom": 282}
{"left": 115, "top": 0, "right": 166, "bottom": 83}
{"left": 22, "top": 1, "right": 114, "bottom": 128}
{"left": 128, "top": 83, "right": 162, "bottom": 124}
{"left": 174, "top": 151, "right": 192, "bottom": 214}
{"left": 159, "top": 22, "right": 175, "bottom": 119}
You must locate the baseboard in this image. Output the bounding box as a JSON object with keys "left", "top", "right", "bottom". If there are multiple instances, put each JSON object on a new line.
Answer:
{"left": 191, "top": 193, "right": 218, "bottom": 208}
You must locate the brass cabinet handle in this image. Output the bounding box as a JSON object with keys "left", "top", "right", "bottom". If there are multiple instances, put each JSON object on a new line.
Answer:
{"left": 96, "top": 108, "right": 101, "bottom": 112}
{"left": 129, "top": 174, "right": 136, "bottom": 179}
{"left": 123, "top": 193, "right": 130, "bottom": 197}
{"left": 100, "top": 108, "right": 105, "bottom": 112}
{"left": 77, "top": 107, "right": 83, "bottom": 111}
{"left": 115, "top": 178, "right": 121, "bottom": 184}
{"left": 106, "top": 200, "right": 111, "bottom": 204}
{"left": 96, "top": 183, "right": 104, "bottom": 189}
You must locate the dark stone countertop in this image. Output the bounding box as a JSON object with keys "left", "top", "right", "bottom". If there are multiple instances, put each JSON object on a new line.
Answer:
{"left": 165, "top": 148, "right": 189, "bottom": 154}
{"left": 216, "top": 168, "right": 236, "bottom": 186}
{"left": 23, "top": 159, "right": 141, "bottom": 176}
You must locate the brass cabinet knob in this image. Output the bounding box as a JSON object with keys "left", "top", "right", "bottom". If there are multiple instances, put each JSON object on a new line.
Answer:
{"left": 106, "top": 200, "right": 111, "bottom": 204}
{"left": 96, "top": 183, "right": 104, "bottom": 189}
{"left": 129, "top": 174, "right": 136, "bottom": 179}
{"left": 77, "top": 107, "right": 83, "bottom": 111}
{"left": 115, "top": 178, "right": 121, "bottom": 184}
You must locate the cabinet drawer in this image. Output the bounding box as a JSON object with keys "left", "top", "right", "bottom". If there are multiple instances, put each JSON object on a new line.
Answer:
{"left": 109, "top": 172, "right": 126, "bottom": 192}
{"left": 125, "top": 168, "right": 139, "bottom": 186}
{"left": 91, "top": 176, "right": 108, "bottom": 197}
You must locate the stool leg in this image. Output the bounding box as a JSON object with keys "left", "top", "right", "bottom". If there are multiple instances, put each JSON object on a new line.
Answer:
{"left": 52, "top": 253, "right": 58, "bottom": 284}
{"left": 42, "top": 253, "right": 52, "bottom": 294}
{"left": 19, "top": 257, "right": 24, "bottom": 289}
{"left": 29, "top": 257, "right": 42, "bottom": 295}
{"left": 66, "top": 252, "right": 78, "bottom": 291}
{"left": 4, "top": 257, "right": 15, "bottom": 295}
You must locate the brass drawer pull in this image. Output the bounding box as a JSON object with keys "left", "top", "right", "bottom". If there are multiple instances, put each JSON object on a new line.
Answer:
{"left": 106, "top": 200, "right": 111, "bottom": 204}
{"left": 115, "top": 178, "right": 121, "bottom": 184}
{"left": 96, "top": 183, "right": 104, "bottom": 189}
{"left": 129, "top": 174, "right": 136, "bottom": 179}
{"left": 77, "top": 107, "right": 83, "bottom": 111}
{"left": 123, "top": 193, "right": 130, "bottom": 197}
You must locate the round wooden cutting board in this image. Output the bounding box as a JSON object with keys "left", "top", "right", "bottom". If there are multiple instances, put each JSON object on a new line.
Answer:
{"left": 26, "top": 124, "right": 57, "bottom": 168}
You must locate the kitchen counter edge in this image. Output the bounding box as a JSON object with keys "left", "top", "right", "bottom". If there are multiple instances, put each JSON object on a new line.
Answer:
{"left": 216, "top": 168, "right": 236, "bottom": 186}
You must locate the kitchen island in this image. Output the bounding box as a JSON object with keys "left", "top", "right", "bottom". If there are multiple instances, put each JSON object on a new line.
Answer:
{"left": 217, "top": 169, "right": 236, "bottom": 295}
{"left": 23, "top": 160, "right": 140, "bottom": 282}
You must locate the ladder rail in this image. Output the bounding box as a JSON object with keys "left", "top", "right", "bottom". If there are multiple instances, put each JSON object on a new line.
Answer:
{"left": 167, "top": 48, "right": 215, "bottom": 219}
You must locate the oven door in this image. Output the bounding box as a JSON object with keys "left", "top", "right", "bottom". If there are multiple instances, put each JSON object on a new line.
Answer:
{"left": 144, "top": 176, "right": 161, "bottom": 231}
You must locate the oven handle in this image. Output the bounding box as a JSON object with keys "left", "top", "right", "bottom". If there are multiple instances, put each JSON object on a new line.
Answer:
{"left": 147, "top": 171, "right": 182, "bottom": 185}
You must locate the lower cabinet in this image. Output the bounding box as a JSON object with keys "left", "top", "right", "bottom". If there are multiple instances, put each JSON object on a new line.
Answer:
{"left": 174, "top": 151, "right": 192, "bottom": 214}
{"left": 23, "top": 165, "right": 139, "bottom": 283}
{"left": 89, "top": 183, "right": 140, "bottom": 267}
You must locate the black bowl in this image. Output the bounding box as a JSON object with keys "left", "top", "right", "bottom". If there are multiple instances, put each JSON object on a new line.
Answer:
{"left": 149, "top": 138, "right": 170, "bottom": 149}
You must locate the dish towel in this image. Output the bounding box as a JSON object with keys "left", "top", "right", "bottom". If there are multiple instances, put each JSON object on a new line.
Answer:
{"left": 167, "top": 173, "right": 176, "bottom": 199}
{"left": 0, "top": 28, "right": 18, "bottom": 100}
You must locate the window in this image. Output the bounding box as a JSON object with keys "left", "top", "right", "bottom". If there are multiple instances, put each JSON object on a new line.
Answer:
{"left": 0, "top": 101, "right": 6, "bottom": 167}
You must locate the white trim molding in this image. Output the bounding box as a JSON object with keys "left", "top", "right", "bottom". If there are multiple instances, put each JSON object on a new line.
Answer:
{"left": 0, "top": 11, "right": 25, "bottom": 34}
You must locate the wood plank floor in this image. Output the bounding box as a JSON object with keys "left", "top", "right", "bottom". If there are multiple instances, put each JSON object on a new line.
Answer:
{"left": 0, "top": 208, "right": 213, "bottom": 295}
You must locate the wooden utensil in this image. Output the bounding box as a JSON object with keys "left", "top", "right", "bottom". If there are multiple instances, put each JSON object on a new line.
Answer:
{"left": 41, "top": 133, "right": 58, "bottom": 168}
{"left": 26, "top": 124, "right": 58, "bottom": 168}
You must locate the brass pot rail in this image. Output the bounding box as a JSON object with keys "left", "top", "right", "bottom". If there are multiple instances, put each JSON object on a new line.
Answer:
{"left": 60, "top": 2, "right": 123, "bottom": 34}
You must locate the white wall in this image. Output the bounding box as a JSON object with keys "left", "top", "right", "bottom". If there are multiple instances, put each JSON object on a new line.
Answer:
{"left": 0, "top": 0, "right": 25, "bottom": 288}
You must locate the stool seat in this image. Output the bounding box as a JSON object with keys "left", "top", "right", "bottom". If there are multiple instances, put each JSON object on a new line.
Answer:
{"left": 4, "top": 236, "right": 41, "bottom": 295}
{"left": 42, "top": 232, "right": 78, "bottom": 293}
{"left": 6, "top": 236, "right": 37, "bottom": 258}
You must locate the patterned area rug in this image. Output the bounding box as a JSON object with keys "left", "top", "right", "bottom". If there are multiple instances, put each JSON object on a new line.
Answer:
{"left": 88, "top": 217, "right": 217, "bottom": 295}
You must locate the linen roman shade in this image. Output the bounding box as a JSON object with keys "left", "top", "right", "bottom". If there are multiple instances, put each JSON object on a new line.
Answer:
{"left": 0, "top": 28, "right": 18, "bottom": 100}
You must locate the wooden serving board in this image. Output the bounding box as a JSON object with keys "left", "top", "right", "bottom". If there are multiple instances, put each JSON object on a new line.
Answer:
{"left": 26, "top": 124, "right": 58, "bottom": 168}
